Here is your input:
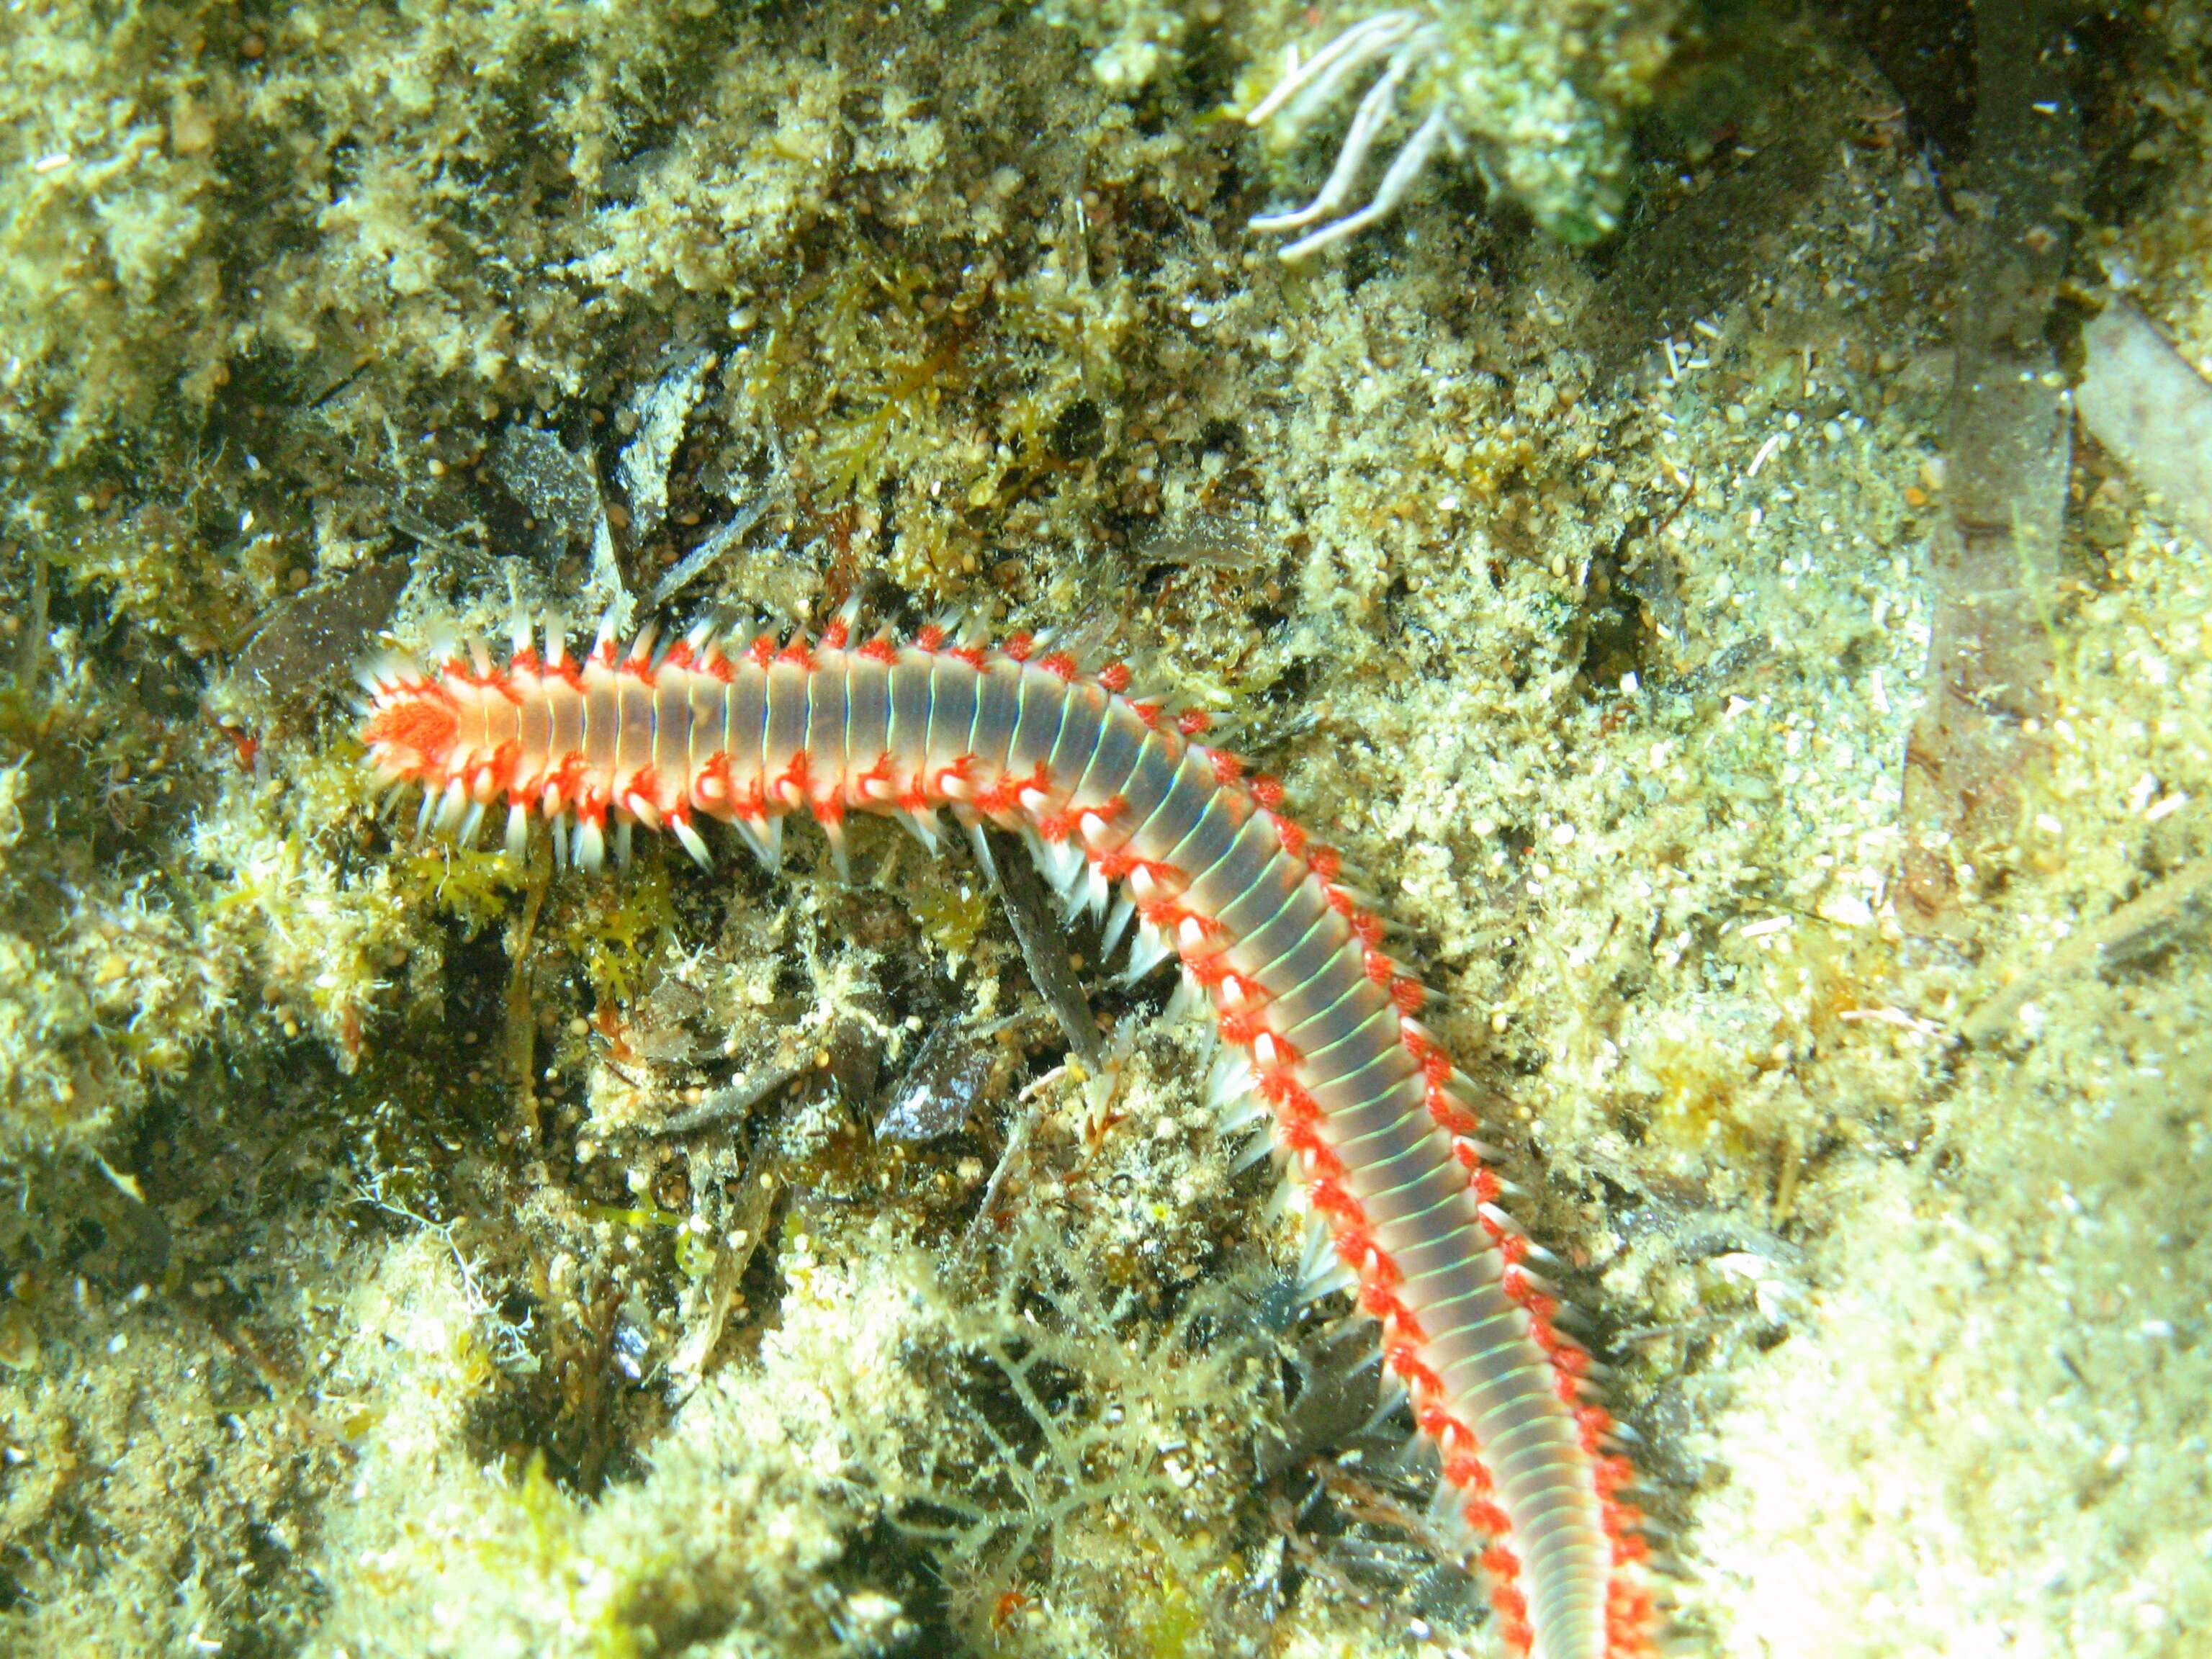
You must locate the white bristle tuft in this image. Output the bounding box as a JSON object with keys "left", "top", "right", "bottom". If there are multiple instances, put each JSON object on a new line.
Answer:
{"left": 1231, "top": 1130, "right": 1277, "bottom": 1174}
{"left": 1369, "top": 1370, "right": 1410, "bottom": 1424}
{"left": 1205, "top": 1051, "right": 1258, "bottom": 1109}
{"left": 1038, "top": 839, "right": 1085, "bottom": 896}
{"left": 1217, "top": 1091, "right": 1268, "bottom": 1135}
{"left": 820, "top": 816, "right": 851, "bottom": 882}
{"left": 1051, "top": 842, "right": 1089, "bottom": 899}
{"left": 1100, "top": 894, "right": 1136, "bottom": 961}
{"left": 433, "top": 778, "right": 469, "bottom": 833}
{"left": 1123, "top": 920, "right": 1175, "bottom": 982}
{"left": 900, "top": 806, "right": 940, "bottom": 855}
{"left": 671, "top": 816, "right": 712, "bottom": 870}
{"left": 1296, "top": 1235, "right": 1357, "bottom": 1303}
{"left": 956, "top": 806, "right": 994, "bottom": 879}
{"left": 1163, "top": 968, "right": 1199, "bottom": 1022}
{"left": 575, "top": 817, "right": 606, "bottom": 872}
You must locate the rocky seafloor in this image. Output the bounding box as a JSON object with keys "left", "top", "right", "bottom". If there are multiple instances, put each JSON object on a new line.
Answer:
{"left": 0, "top": 2, "right": 2207, "bottom": 1656}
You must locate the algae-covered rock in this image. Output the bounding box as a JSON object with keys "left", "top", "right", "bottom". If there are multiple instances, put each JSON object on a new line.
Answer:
{"left": 1, "top": 4, "right": 2209, "bottom": 1658}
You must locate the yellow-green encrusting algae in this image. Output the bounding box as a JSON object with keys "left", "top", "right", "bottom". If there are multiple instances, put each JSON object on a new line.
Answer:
{"left": 1, "top": 4, "right": 2208, "bottom": 1658}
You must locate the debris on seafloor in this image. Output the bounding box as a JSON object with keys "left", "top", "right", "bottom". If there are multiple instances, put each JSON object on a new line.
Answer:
{"left": 667, "top": 1143, "right": 783, "bottom": 1398}
{"left": 493, "top": 424, "right": 603, "bottom": 551}
{"left": 874, "top": 1018, "right": 1008, "bottom": 1145}
{"left": 644, "top": 484, "right": 785, "bottom": 611}
{"left": 1963, "top": 848, "right": 2212, "bottom": 1044}
{"left": 228, "top": 557, "right": 410, "bottom": 723}
{"left": 2075, "top": 297, "right": 2212, "bottom": 553}
{"left": 617, "top": 349, "right": 716, "bottom": 538}
{"left": 493, "top": 423, "right": 629, "bottom": 625}
{"left": 650, "top": 1052, "right": 817, "bottom": 1138}
{"left": 979, "top": 822, "right": 1103, "bottom": 1071}
{"left": 1898, "top": 0, "right": 2083, "bottom": 933}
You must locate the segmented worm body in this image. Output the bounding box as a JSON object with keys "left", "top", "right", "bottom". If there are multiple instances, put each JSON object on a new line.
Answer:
{"left": 358, "top": 609, "right": 1655, "bottom": 1659}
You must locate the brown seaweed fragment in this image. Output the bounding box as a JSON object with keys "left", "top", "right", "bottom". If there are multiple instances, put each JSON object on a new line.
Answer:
{"left": 1898, "top": 0, "right": 2082, "bottom": 931}
{"left": 2075, "top": 297, "right": 2212, "bottom": 552}
{"left": 979, "top": 822, "right": 1102, "bottom": 1071}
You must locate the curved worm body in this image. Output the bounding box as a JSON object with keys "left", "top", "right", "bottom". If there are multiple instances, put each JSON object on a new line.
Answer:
{"left": 358, "top": 609, "right": 1655, "bottom": 1658}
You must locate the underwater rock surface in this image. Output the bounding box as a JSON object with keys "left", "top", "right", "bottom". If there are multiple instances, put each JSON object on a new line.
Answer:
{"left": 0, "top": 3, "right": 2207, "bottom": 1656}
